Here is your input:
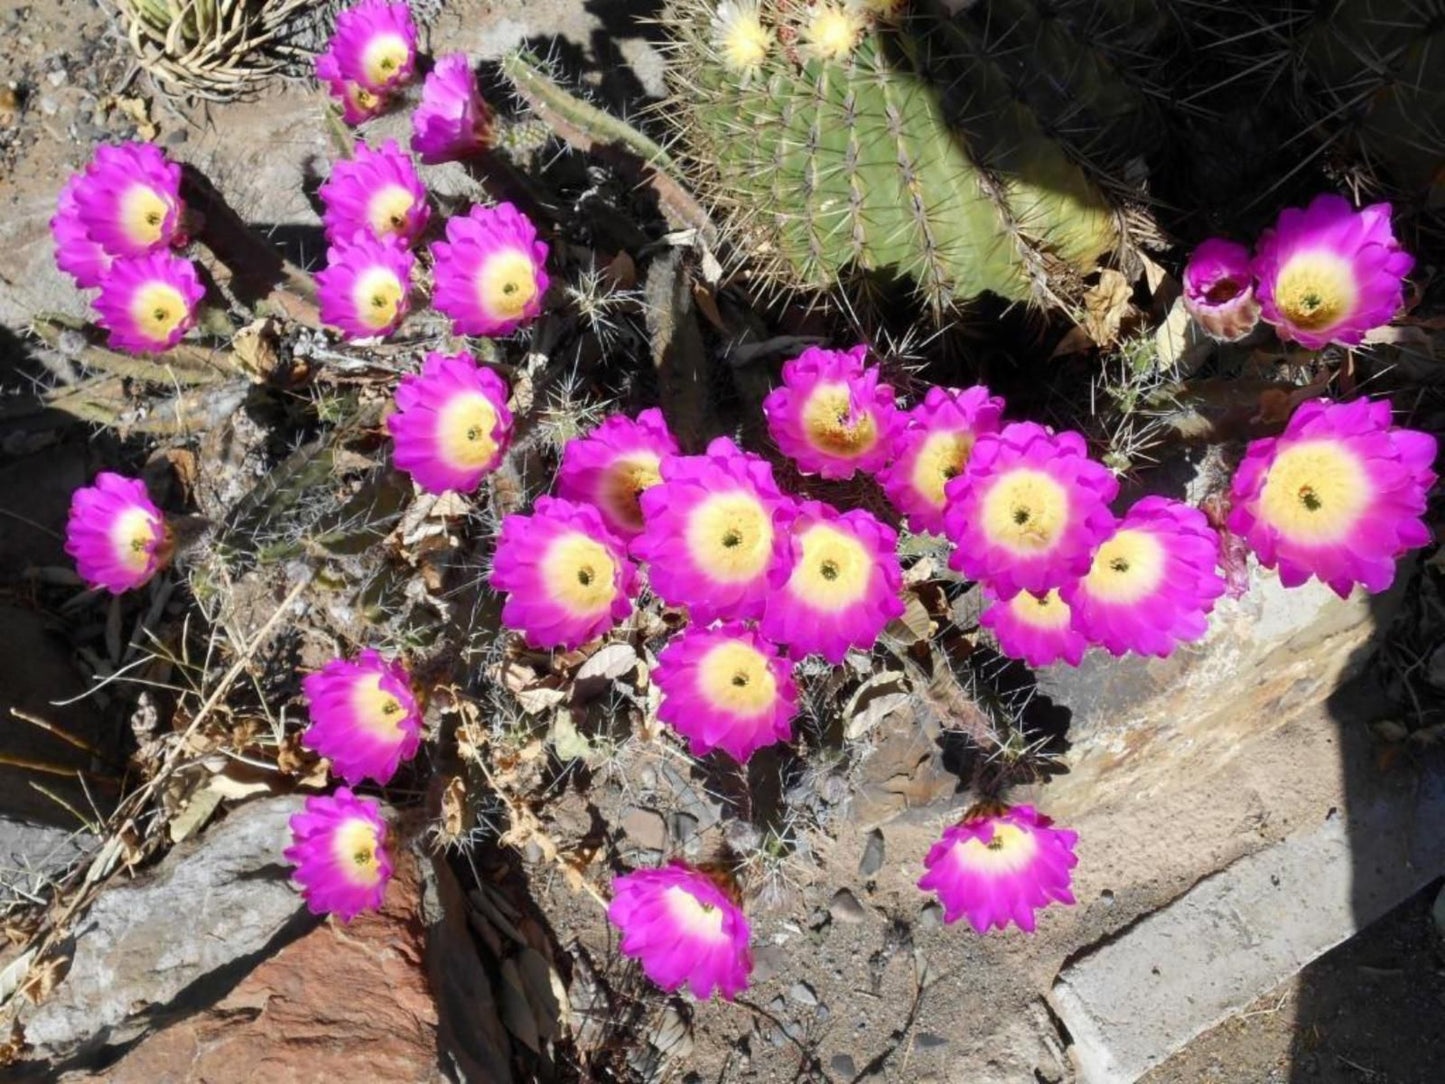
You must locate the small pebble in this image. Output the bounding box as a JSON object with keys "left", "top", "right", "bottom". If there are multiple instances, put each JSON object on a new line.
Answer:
{"left": 829, "top": 888, "right": 866, "bottom": 924}
{"left": 918, "top": 902, "right": 944, "bottom": 929}
{"left": 47, "top": 68, "right": 66, "bottom": 87}
{"left": 39, "top": 94, "right": 57, "bottom": 116}
{"left": 788, "top": 981, "right": 818, "bottom": 1007}
{"left": 831, "top": 1054, "right": 858, "bottom": 1077}
{"left": 859, "top": 829, "right": 885, "bottom": 877}
{"left": 915, "top": 1032, "right": 948, "bottom": 1050}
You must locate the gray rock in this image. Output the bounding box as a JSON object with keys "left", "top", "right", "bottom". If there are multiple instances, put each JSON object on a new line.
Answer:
{"left": 1052, "top": 773, "right": 1445, "bottom": 1084}
{"left": 788, "top": 981, "right": 818, "bottom": 1007}
{"left": 915, "top": 1033, "right": 948, "bottom": 1050}
{"left": 829, "top": 888, "right": 866, "bottom": 925}
{"left": 830, "top": 1054, "right": 858, "bottom": 1077}
{"left": 23, "top": 796, "right": 308, "bottom": 1060}
{"left": 917, "top": 902, "right": 944, "bottom": 930}
{"left": 751, "top": 945, "right": 786, "bottom": 985}
{"left": 620, "top": 807, "right": 666, "bottom": 853}
{"left": 859, "top": 829, "right": 885, "bottom": 877}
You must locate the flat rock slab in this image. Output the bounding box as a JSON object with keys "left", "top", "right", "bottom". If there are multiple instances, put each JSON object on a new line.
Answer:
{"left": 23, "top": 796, "right": 307, "bottom": 1063}
{"left": 1050, "top": 767, "right": 1445, "bottom": 1084}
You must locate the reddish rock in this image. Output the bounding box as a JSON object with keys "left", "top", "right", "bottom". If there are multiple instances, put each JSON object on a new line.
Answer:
{"left": 71, "top": 853, "right": 441, "bottom": 1084}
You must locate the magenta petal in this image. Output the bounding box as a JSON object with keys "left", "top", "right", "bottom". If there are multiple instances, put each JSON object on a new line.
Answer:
{"left": 284, "top": 788, "right": 392, "bottom": 921}
{"left": 64, "top": 472, "right": 167, "bottom": 594}
{"left": 411, "top": 54, "right": 494, "bottom": 164}
{"left": 607, "top": 864, "right": 752, "bottom": 1000}
{"left": 319, "top": 139, "right": 430, "bottom": 248}
{"left": 556, "top": 409, "right": 680, "bottom": 541}
{"left": 490, "top": 496, "right": 637, "bottom": 650}
{"left": 430, "top": 203, "right": 549, "bottom": 337}
{"left": 762, "top": 344, "right": 901, "bottom": 480}
{"left": 300, "top": 649, "right": 422, "bottom": 786}
{"left": 387, "top": 351, "right": 513, "bottom": 493}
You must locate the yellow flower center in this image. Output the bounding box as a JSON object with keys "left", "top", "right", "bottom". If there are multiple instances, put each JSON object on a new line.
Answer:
{"left": 911, "top": 429, "right": 976, "bottom": 510}
{"left": 950, "top": 821, "right": 1038, "bottom": 875}
{"left": 684, "top": 491, "right": 774, "bottom": 582}
{"left": 800, "top": 382, "right": 878, "bottom": 459}
{"left": 1257, "top": 439, "right": 1369, "bottom": 544}
{"left": 436, "top": 392, "right": 500, "bottom": 472}
{"left": 663, "top": 885, "right": 728, "bottom": 941}
{"left": 129, "top": 282, "right": 189, "bottom": 345}
{"left": 541, "top": 532, "right": 619, "bottom": 615}
{"left": 348, "top": 671, "right": 410, "bottom": 741}
{"left": 332, "top": 818, "right": 384, "bottom": 887}
{"left": 109, "top": 506, "right": 159, "bottom": 573}
{"left": 979, "top": 469, "right": 1070, "bottom": 553}
{"left": 351, "top": 266, "right": 405, "bottom": 331}
{"left": 696, "top": 639, "right": 778, "bottom": 716}
{"left": 803, "top": 3, "right": 864, "bottom": 60}
{"left": 1080, "top": 528, "right": 1165, "bottom": 605}
{"left": 366, "top": 184, "right": 419, "bottom": 240}
{"left": 713, "top": 2, "right": 772, "bottom": 71}
{"left": 362, "top": 34, "right": 409, "bottom": 87}
{"left": 477, "top": 248, "right": 539, "bottom": 322}
{"left": 787, "top": 522, "right": 872, "bottom": 612}
{"left": 1273, "top": 252, "right": 1356, "bottom": 333}
{"left": 120, "top": 183, "right": 171, "bottom": 248}
{"left": 599, "top": 454, "right": 663, "bottom": 533}
{"left": 1007, "top": 588, "right": 1072, "bottom": 631}
{"left": 347, "top": 83, "right": 381, "bottom": 112}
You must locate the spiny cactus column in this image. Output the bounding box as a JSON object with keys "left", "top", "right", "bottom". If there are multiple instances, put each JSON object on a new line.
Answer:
{"left": 1295, "top": 0, "right": 1445, "bottom": 207}
{"left": 660, "top": 0, "right": 1122, "bottom": 314}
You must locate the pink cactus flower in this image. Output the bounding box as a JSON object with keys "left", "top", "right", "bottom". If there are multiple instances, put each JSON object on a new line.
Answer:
{"left": 490, "top": 496, "right": 637, "bottom": 650}
{"left": 608, "top": 863, "right": 752, "bottom": 1000}
{"left": 979, "top": 589, "right": 1088, "bottom": 669}
{"left": 1063, "top": 497, "right": 1225, "bottom": 658}
{"left": 316, "top": 233, "right": 414, "bottom": 340}
{"left": 64, "top": 472, "right": 168, "bottom": 594}
{"left": 431, "top": 202, "right": 550, "bottom": 337}
{"left": 943, "top": 422, "right": 1118, "bottom": 600}
{"left": 918, "top": 804, "right": 1079, "bottom": 934}
{"left": 319, "top": 140, "right": 430, "bottom": 248}
{"left": 556, "top": 409, "right": 681, "bottom": 542}
{"left": 316, "top": 50, "right": 389, "bottom": 124}
{"left": 762, "top": 344, "right": 900, "bottom": 479}
{"left": 631, "top": 436, "right": 793, "bottom": 623}
{"left": 411, "top": 54, "right": 494, "bottom": 164}
{"left": 1228, "top": 398, "right": 1437, "bottom": 598}
{"left": 93, "top": 252, "right": 205, "bottom": 355}
{"left": 52, "top": 175, "right": 113, "bottom": 290}
{"left": 323, "top": 0, "right": 417, "bottom": 94}
{"left": 284, "top": 788, "right": 392, "bottom": 922}
{"left": 388, "top": 351, "right": 513, "bottom": 494}
{"left": 1252, "top": 194, "right": 1414, "bottom": 349}
{"left": 69, "top": 142, "right": 183, "bottom": 258}
{"left": 760, "top": 501, "right": 904, "bottom": 663}
{"left": 301, "top": 649, "right": 422, "bottom": 786}
{"left": 877, "top": 385, "right": 1005, "bottom": 535}
{"left": 655, "top": 622, "right": 798, "bottom": 762}
{"left": 1182, "top": 238, "right": 1261, "bottom": 342}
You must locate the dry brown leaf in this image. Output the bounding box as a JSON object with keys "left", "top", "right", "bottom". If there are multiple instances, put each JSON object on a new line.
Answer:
{"left": 107, "top": 95, "right": 159, "bottom": 140}
{"left": 574, "top": 642, "right": 638, "bottom": 682}
{"left": 439, "top": 775, "right": 470, "bottom": 842}
{"left": 231, "top": 319, "right": 280, "bottom": 380}
{"left": 1081, "top": 268, "right": 1135, "bottom": 349}
{"left": 19, "top": 954, "right": 66, "bottom": 1006}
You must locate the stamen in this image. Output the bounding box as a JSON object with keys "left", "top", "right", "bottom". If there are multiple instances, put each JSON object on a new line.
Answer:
{"left": 352, "top": 845, "right": 374, "bottom": 867}
{"left": 721, "top": 529, "right": 742, "bottom": 548}
{"left": 153, "top": 307, "right": 170, "bottom": 323}
{"left": 577, "top": 566, "right": 594, "bottom": 586}
{"left": 1299, "top": 485, "right": 1322, "bottom": 512}
{"left": 731, "top": 671, "right": 750, "bottom": 687}
{"left": 819, "top": 559, "right": 839, "bottom": 581}
{"left": 1012, "top": 506, "right": 1031, "bottom": 526}
{"left": 1109, "top": 557, "right": 1130, "bottom": 573}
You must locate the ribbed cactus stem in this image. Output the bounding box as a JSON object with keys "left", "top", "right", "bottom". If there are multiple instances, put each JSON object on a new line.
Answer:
{"left": 660, "top": 0, "right": 1122, "bottom": 314}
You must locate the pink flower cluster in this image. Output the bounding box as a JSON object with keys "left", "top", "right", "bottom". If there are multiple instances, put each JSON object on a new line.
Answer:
{"left": 1182, "top": 194, "right": 1414, "bottom": 349}
{"left": 317, "top": 3, "right": 496, "bottom": 166}
{"left": 282, "top": 647, "right": 426, "bottom": 921}
{"left": 314, "top": 135, "right": 548, "bottom": 342}
{"left": 51, "top": 142, "right": 205, "bottom": 355}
